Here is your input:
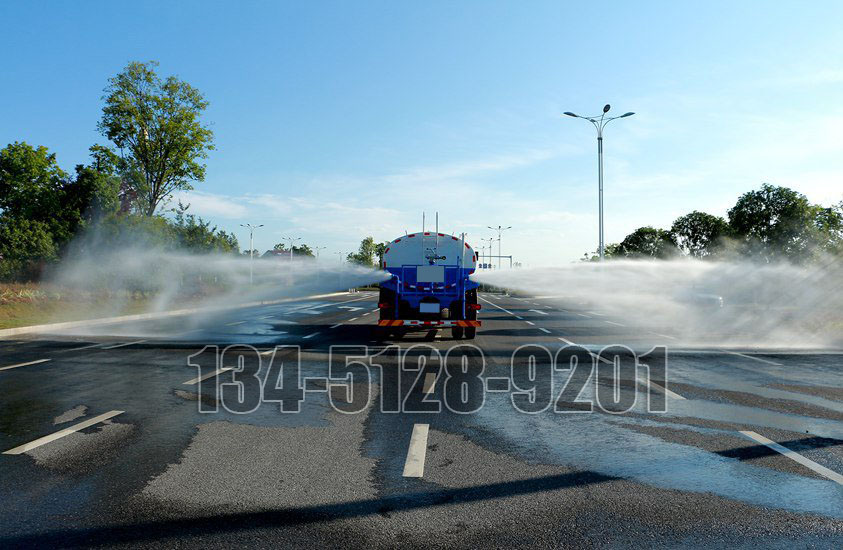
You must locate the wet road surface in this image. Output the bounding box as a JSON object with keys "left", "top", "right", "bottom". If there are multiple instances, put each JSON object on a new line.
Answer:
{"left": 1, "top": 291, "right": 843, "bottom": 548}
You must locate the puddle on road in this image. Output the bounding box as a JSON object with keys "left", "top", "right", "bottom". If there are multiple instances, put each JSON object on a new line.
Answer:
{"left": 473, "top": 391, "right": 843, "bottom": 519}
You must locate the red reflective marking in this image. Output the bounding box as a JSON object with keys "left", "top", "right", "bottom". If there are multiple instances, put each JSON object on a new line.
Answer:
{"left": 408, "top": 234, "right": 416, "bottom": 238}
{"left": 438, "top": 233, "right": 445, "bottom": 237}
{"left": 451, "top": 236, "right": 458, "bottom": 241}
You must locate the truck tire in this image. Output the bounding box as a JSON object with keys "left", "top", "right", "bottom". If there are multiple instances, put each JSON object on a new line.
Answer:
{"left": 464, "top": 327, "right": 476, "bottom": 339}
{"left": 451, "top": 326, "right": 464, "bottom": 339}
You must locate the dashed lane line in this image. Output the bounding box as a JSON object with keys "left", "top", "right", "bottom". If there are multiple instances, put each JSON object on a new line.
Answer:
{"left": 3, "top": 411, "right": 125, "bottom": 455}
{"left": 726, "top": 351, "right": 783, "bottom": 366}
{"left": 650, "top": 332, "right": 677, "bottom": 340}
{"left": 303, "top": 332, "right": 320, "bottom": 339}
{"left": 183, "top": 367, "right": 233, "bottom": 385}
{"left": 402, "top": 423, "right": 430, "bottom": 478}
{"left": 539, "top": 328, "right": 551, "bottom": 334}
{"left": 101, "top": 340, "right": 147, "bottom": 350}
{"left": 330, "top": 323, "right": 343, "bottom": 329}
{"left": 0, "top": 358, "right": 51, "bottom": 372}
{"left": 348, "top": 317, "right": 359, "bottom": 322}
{"left": 525, "top": 320, "right": 535, "bottom": 326}
{"left": 226, "top": 321, "right": 246, "bottom": 326}
{"left": 58, "top": 342, "right": 104, "bottom": 353}
{"left": 528, "top": 309, "right": 548, "bottom": 315}
{"left": 740, "top": 430, "right": 843, "bottom": 485}
{"left": 604, "top": 320, "right": 626, "bottom": 327}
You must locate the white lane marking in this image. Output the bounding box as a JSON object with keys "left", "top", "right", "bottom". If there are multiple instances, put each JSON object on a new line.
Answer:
{"left": 558, "top": 337, "right": 577, "bottom": 346}
{"left": 587, "top": 311, "right": 605, "bottom": 316}
{"left": 371, "top": 309, "right": 379, "bottom": 313}
{"left": 60, "top": 342, "right": 104, "bottom": 352}
{"left": 101, "top": 340, "right": 147, "bottom": 350}
{"left": 726, "top": 351, "right": 783, "bottom": 366}
{"left": 0, "top": 358, "right": 51, "bottom": 372}
{"left": 528, "top": 309, "right": 548, "bottom": 316}
{"left": 402, "top": 423, "right": 430, "bottom": 477}
{"left": 348, "top": 317, "right": 359, "bottom": 322}
{"left": 260, "top": 315, "right": 274, "bottom": 319}
{"left": 337, "top": 306, "right": 364, "bottom": 312}
{"left": 543, "top": 306, "right": 552, "bottom": 309}
{"left": 362, "top": 312, "right": 371, "bottom": 316}
{"left": 591, "top": 353, "right": 612, "bottom": 365}
{"left": 226, "top": 321, "right": 246, "bottom": 326}
{"left": 515, "top": 316, "right": 524, "bottom": 320}
{"left": 330, "top": 323, "right": 343, "bottom": 329}
{"left": 636, "top": 375, "right": 685, "bottom": 400}
{"left": 423, "top": 373, "right": 436, "bottom": 394}
{"left": 260, "top": 349, "right": 275, "bottom": 356}
{"left": 650, "top": 332, "right": 677, "bottom": 340}
{"left": 479, "top": 296, "right": 516, "bottom": 316}
{"left": 3, "top": 411, "right": 124, "bottom": 455}
{"left": 604, "top": 320, "right": 626, "bottom": 327}
{"left": 539, "top": 328, "right": 551, "bottom": 334}
{"left": 303, "top": 332, "right": 320, "bottom": 339}
{"left": 577, "top": 313, "right": 590, "bottom": 318}
{"left": 739, "top": 430, "right": 843, "bottom": 485}
{"left": 183, "top": 367, "right": 233, "bottom": 385}
{"left": 525, "top": 320, "right": 535, "bottom": 326}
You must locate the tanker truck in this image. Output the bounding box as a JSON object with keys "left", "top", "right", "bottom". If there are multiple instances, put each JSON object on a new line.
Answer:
{"left": 376, "top": 231, "right": 481, "bottom": 340}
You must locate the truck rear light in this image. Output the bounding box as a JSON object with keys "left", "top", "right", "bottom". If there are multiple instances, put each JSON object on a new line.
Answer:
{"left": 467, "top": 303, "right": 481, "bottom": 310}
{"left": 378, "top": 302, "right": 391, "bottom": 309}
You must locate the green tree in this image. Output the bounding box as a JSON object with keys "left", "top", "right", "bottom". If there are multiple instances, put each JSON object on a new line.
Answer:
{"left": 0, "top": 141, "right": 67, "bottom": 225}
{"left": 0, "top": 218, "right": 57, "bottom": 281}
{"left": 98, "top": 61, "right": 214, "bottom": 216}
{"left": 617, "top": 226, "right": 678, "bottom": 259}
{"left": 670, "top": 211, "right": 731, "bottom": 258}
{"left": 728, "top": 184, "right": 833, "bottom": 261}
{"left": 580, "top": 243, "right": 621, "bottom": 262}
{"left": 374, "top": 241, "right": 389, "bottom": 267}
{"left": 172, "top": 202, "right": 239, "bottom": 253}
{"left": 347, "top": 236, "right": 377, "bottom": 266}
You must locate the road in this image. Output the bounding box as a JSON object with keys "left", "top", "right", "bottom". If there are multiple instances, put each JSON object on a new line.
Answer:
{"left": 1, "top": 291, "right": 843, "bottom": 548}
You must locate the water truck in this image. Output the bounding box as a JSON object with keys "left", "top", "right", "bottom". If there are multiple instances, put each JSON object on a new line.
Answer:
{"left": 376, "top": 231, "right": 481, "bottom": 339}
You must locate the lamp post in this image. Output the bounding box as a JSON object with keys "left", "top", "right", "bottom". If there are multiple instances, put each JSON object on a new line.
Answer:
{"left": 481, "top": 237, "right": 495, "bottom": 269}
{"left": 313, "top": 246, "right": 327, "bottom": 261}
{"left": 280, "top": 236, "right": 301, "bottom": 261}
{"left": 564, "top": 105, "right": 634, "bottom": 261}
{"left": 487, "top": 226, "right": 511, "bottom": 269}
{"left": 240, "top": 223, "right": 263, "bottom": 285}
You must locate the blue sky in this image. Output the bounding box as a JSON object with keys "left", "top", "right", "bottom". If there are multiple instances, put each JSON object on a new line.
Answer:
{"left": 2, "top": 1, "right": 842, "bottom": 265}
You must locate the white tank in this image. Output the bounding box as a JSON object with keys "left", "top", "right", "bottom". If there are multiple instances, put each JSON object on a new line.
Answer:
{"left": 382, "top": 232, "right": 477, "bottom": 272}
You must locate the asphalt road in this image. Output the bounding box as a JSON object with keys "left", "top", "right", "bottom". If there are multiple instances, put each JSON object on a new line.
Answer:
{"left": 2, "top": 291, "right": 843, "bottom": 548}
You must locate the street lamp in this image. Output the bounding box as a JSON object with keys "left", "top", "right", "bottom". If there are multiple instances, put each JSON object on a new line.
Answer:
{"left": 564, "top": 105, "right": 634, "bottom": 261}
{"left": 240, "top": 223, "right": 264, "bottom": 285}
{"left": 487, "top": 226, "right": 511, "bottom": 269}
{"left": 313, "top": 246, "right": 327, "bottom": 261}
{"left": 280, "top": 236, "right": 302, "bottom": 261}
{"left": 481, "top": 236, "right": 495, "bottom": 268}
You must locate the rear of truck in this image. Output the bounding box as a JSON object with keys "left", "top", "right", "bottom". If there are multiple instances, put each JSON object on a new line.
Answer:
{"left": 376, "top": 232, "right": 481, "bottom": 339}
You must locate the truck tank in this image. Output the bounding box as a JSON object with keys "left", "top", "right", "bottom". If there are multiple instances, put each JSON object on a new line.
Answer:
{"left": 376, "top": 232, "right": 481, "bottom": 340}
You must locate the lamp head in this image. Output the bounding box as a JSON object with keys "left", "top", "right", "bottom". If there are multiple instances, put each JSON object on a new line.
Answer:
{"left": 563, "top": 112, "right": 578, "bottom": 117}
{"left": 603, "top": 104, "right": 611, "bottom": 113}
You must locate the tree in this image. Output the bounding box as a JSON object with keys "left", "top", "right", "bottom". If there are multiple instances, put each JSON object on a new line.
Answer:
{"left": 347, "top": 236, "right": 377, "bottom": 266}
{"left": 617, "top": 227, "right": 678, "bottom": 259}
{"left": 728, "top": 184, "right": 829, "bottom": 261}
{"left": 670, "top": 211, "right": 731, "bottom": 258}
{"left": 172, "top": 202, "right": 239, "bottom": 253}
{"left": 272, "top": 243, "right": 315, "bottom": 257}
{"left": 0, "top": 218, "right": 57, "bottom": 281}
{"left": 98, "top": 61, "right": 214, "bottom": 216}
{"left": 0, "top": 141, "right": 67, "bottom": 225}
{"left": 374, "top": 241, "right": 390, "bottom": 267}
{"left": 580, "top": 243, "right": 621, "bottom": 262}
